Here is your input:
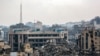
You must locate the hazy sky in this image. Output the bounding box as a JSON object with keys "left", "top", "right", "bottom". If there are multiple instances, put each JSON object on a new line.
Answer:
{"left": 0, "top": 0, "right": 100, "bottom": 26}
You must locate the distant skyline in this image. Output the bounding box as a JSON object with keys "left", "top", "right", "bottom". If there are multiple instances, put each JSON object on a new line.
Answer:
{"left": 0, "top": 0, "right": 100, "bottom": 26}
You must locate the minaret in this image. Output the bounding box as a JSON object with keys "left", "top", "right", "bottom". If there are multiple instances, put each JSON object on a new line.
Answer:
{"left": 20, "top": 0, "right": 22, "bottom": 23}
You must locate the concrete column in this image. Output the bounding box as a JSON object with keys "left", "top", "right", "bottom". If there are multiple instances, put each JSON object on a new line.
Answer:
{"left": 22, "top": 34, "right": 24, "bottom": 44}
{"left": 27, "top": 34, "right": 28, "bottom": 42}
{"left": 11, "top": 34, "right": 13, "bottom": 51}
{"left": 18, "top": 34, "right": 20, "bottom": 51}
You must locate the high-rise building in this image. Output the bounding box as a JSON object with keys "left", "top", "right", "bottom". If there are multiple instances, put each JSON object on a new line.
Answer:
{"left": 77, "top": 27, "right": 100, "bottom": 53}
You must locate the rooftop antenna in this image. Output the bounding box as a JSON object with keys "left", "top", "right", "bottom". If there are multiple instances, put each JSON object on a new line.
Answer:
{"left": 20, "top": 0, "right": 22, "bottom": 23}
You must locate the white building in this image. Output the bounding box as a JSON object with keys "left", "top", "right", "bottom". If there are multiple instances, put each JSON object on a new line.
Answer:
{"left": 0, "top": 28, "right": 4, "bottom": 41}
{"left": 93, "top": 21, "right": 100, "bottom": 29}
{"left": 9, "top": 30, "right": 68, "bottom": 52}
{"left": 34, "top": 21, "right": 43, "bottom": 31}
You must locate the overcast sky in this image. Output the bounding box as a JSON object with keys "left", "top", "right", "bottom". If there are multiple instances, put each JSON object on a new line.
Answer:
{"left": 0, "top": 0, "right": 100, "bottom": 26}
